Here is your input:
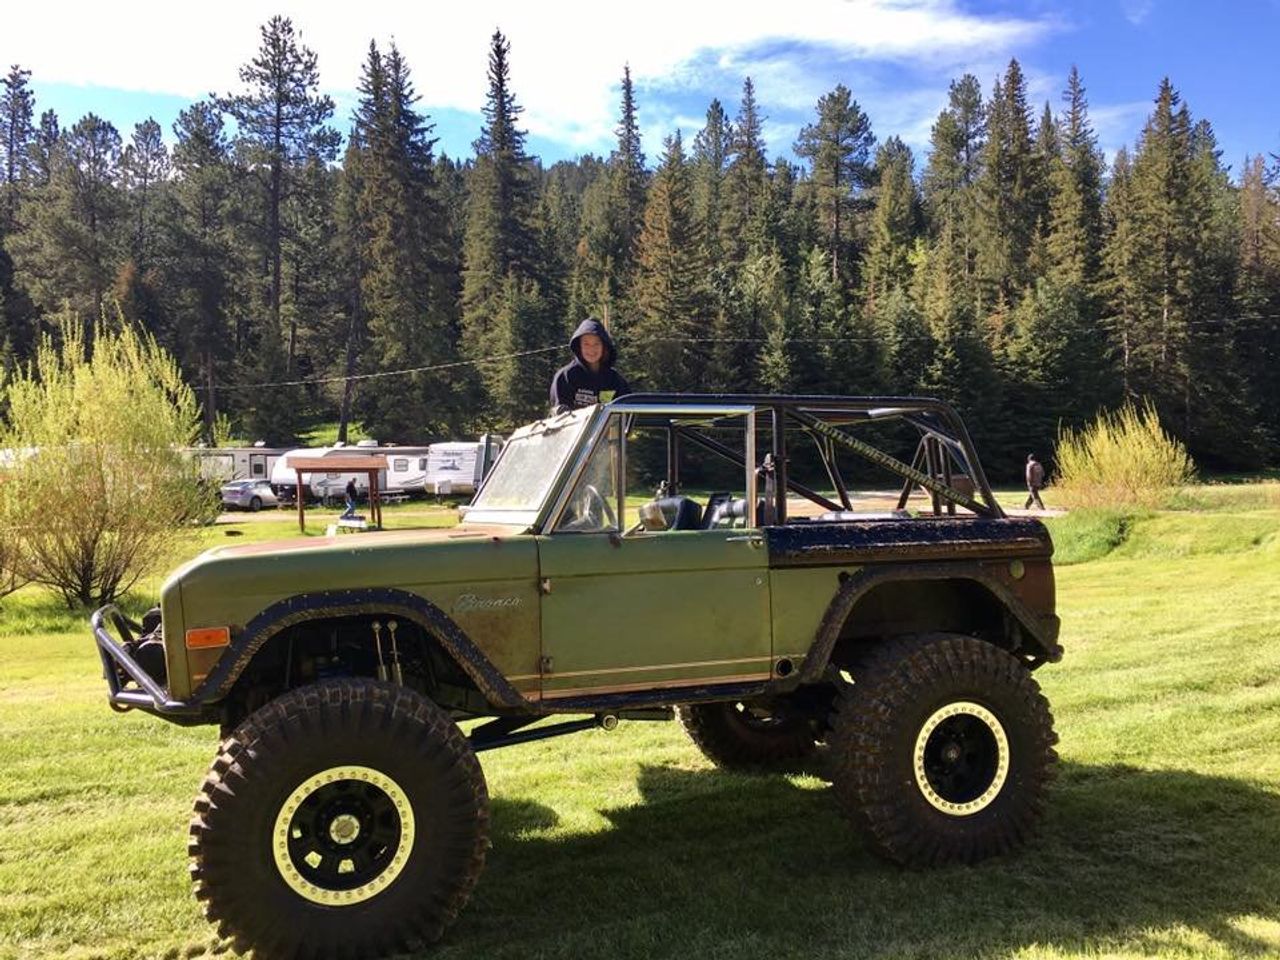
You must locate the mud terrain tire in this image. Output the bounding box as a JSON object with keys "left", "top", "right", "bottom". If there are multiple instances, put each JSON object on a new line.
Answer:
{"left": 189, "top": 679, "right": 489, "bottom": 959}
{"left": 828, "top": 634, "right": 1057, "bottom": 866}
{"left": 678, "top": 700, "right": 816, "bottom": 769}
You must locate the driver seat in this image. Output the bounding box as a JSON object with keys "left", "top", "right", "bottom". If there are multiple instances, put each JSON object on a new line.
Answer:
{"left": 640, "top": 496, "right": 703, "bottom": 531}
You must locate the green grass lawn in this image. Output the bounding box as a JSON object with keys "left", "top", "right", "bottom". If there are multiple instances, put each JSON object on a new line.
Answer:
{"left": 3, "top": 505, "right": 1280, "bottom": 959}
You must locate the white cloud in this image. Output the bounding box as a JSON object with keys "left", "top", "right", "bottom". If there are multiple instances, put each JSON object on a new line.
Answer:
{"left": 1092, "top": 100, "right": 1152, "bottom": 161}
{"left": 1121, "top": 0, "right": 1155, "bottom": 25}
{"left": 3, "top": 0, "right": 1057, "bottom": 155}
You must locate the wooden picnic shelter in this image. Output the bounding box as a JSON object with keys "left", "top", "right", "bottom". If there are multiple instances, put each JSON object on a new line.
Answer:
{"left": 286, "top": 454, "right": 389, "bottom": 532}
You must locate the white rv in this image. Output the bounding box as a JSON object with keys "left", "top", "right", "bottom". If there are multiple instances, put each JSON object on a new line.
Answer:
{"left": 270, "top": 441, "right": 433, "bottom": 502}
{"left": 414, "top": 436, "right": 503, "bottom": 495}
{"left": 185, "top": 444, "right": 289, "bottom": 485}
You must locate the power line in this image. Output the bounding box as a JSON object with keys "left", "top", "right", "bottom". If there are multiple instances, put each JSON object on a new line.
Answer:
{"left": 198, "top": 319, "right": 1280, "bottom": 393}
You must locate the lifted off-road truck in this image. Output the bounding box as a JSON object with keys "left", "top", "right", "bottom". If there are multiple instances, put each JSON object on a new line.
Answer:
{"left": 92, "top": 394, "right": 1061, "bottom": 959}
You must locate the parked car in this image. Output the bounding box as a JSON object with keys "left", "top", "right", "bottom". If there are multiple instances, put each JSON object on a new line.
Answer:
{"left": 219, "top": 479, "right": 278, "bottom": 512}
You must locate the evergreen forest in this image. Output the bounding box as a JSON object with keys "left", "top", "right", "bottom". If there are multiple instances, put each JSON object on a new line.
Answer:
{"left": 2, "top": 18, "right": 1278, "bottom": 478}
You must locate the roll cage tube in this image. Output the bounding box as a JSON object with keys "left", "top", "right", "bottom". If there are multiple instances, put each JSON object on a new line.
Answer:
{"left": 606, "top": 394, "right": 1003, "bottom": 522}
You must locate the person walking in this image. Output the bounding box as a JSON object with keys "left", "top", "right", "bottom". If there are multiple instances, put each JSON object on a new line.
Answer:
{"left": 1024, "top": 454, "right": 1046, "bottom": 510}
{"left": 340, "top": 477, "right": 359, "bottom": 520}
{"left": 549, "top": 318, "right": 631, "bottom": 413}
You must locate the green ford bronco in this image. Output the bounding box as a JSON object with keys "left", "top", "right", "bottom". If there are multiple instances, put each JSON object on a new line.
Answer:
{"left": 92, "top": 394, "right": 1061, "bottom": 959}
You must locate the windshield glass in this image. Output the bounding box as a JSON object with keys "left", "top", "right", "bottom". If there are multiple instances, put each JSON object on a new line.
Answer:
{"left": 468, "top": 409, "right": 593, "bottom": 515}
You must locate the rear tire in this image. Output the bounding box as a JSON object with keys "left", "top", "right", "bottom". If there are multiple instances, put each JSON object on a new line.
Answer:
{"left": 189, "top": 679, "right": 489, "bottom": 959}
{"left": 678, "top": 700, "right": 816, "bottom": 770}
{"left": 827, "top": 634, "right": 1057, "bottom": 867}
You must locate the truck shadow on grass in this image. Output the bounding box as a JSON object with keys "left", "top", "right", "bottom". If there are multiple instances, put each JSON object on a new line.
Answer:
{"left": 454, "top": 761, "right": 1280, "bottom": 960}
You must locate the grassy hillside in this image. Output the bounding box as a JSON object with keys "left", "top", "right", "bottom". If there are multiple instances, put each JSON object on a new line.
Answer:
{"left": 2, "top": 505, "right": 1279, "bottom": 959}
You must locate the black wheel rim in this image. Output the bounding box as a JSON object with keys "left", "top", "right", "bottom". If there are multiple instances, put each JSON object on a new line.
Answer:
{"left": 273, "top": 766, "right": 415, "bottom": 905}
{"left": 913, "top": 701, "right": 1009, "bottom": 816}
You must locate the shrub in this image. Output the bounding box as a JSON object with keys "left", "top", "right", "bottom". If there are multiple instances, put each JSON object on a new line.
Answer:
{"left": 0, "top": 317, "right": 214, "bottom": 609}
{"left": 1053, "top": 400, "right": 1195, "bottom": 510}
{"left": 0, "top": 476, "right": 27, "bottom": 601}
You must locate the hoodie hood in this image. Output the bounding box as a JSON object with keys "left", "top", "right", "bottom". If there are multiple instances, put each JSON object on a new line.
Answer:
{"left": 569, "top": 317, "right": 617, "bottom": 368}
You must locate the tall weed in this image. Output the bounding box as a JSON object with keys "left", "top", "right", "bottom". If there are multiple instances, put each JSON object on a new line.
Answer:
{"left": 1054, "top": 401, "right": 1195, "bottom": 509}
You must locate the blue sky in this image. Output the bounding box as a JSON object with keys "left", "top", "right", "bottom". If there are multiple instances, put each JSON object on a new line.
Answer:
{"left": 7, "top": 1, "right": 1279, "bottom": 178}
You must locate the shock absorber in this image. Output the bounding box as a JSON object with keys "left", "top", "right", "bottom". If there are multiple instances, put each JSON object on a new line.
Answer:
{"left": 371, "top": 620, "right": 389, "bottom": 683}
{"left": 387, "top": 619, "right": 404, "bottom": 686}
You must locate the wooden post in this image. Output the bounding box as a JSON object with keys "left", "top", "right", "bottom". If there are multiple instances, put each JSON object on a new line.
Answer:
{"left": 296, "top": 469, "right": 305, "bottom": 532}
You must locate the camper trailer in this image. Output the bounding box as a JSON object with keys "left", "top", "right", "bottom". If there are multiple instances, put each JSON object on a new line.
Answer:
{"left": 382, "top": 437, "right": 501, "bottom": 497}
{"left": 185, "top": 444, "right": 289, "bottom": 485}
{"left": 270, "top": 442, "right": 433, "bottom": 502}
{"left": 417, "top": 436, "right": 503, "bottom": 495}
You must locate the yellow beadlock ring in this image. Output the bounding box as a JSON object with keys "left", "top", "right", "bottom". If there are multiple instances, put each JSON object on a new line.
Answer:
{"left": 912, "top": 701, "right": 1010, "bottom": 816}
{"left": 272, "top": 765, "right": 415, "bottom": 906}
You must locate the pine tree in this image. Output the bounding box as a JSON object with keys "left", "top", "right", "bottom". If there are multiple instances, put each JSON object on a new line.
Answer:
{"left": 629, "top": 131, "right": 703, "bottom": 391}
{"left": 488, "top": 273, "right": 556, "bottom": 424}
{"left": 722, "top": 78, "right": 769, "bottom": 258}
{"left": 574, "top": 66, "right": 647, "bottom": 327}
{"left": 875, "top": 283, "right": 932, "bottom": 394}
{"left": 1236, "top": 154, "right": 1280, "bottom": 452}
{"left": 348, "top": 41, "right": 458, "bottom": 440}
{"left": 1101, "top": 146, "right": 1141, "bottom": 396}
{"left": 921, "top": 215, "right": 1001, "bottom": 452}
{"left": 8, "top": 113, "right": 123, "bottom": 342}
{"left": 974, "top": 60, "right": 1041, "bottom": 310}
{"left": 1102, "top": 79, "right": 1262, "bottom": 464}
{"left": 692, "top": 99, "right": 730, "bottom": 263}
{"left": 171, "top": 100, "right": 234, "bottom": 441}
{"left": 794, "top": 83, "right": 876, "bottom": 286}
{"left": 460, "top": 30, "right": 545, "bottom": 422}
{"left": 1046, "top": 66, "right": 1104, "bottom": 288}
{"left": 220, "top": 15, "right": 338, "bottom": 372}
{"left": 610, "top": 65, "right": 646, "bottom": 274}
{"left": 921, "top": 75, "right": 984, "bottom": 307}
{"left": 864, "top": 137, "right": 920, "bottom": 308}
{"left": 29, "top": 110, "right": 59, "bottom": 187}
{"left": 1, "top": 65, "right": 35, "bottom": 235}
{"left": 120, "top": 118, "right": 169, "bottom": 271}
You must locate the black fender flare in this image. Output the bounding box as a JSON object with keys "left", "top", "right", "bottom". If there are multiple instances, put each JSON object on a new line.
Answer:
{"left": 796, "top": 562, "right": 1062, "bottom": 684}
{"left": 191, "top": 587, "right": 528, "bottom": 709}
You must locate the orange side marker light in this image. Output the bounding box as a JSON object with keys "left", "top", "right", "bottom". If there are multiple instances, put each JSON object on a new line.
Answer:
{"left": 185, "top": 626, "right": 231, "bottom": 649}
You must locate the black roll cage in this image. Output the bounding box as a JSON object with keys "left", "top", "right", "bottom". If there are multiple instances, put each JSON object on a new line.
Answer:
{"left": 613, "top": 393, "right": 1004, "bottom": 522}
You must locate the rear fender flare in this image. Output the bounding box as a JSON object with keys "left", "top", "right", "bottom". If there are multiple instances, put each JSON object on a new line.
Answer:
{"left": 797, "top": 562, "right": 1061, "bottom": 683}
{"left": 191, "top": 587, "right": 527, "bottom": 709}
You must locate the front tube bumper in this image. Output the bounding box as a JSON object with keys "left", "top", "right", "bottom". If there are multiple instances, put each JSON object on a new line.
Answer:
{"left": 91, "top": 605, "right": 199, "bottom": 716}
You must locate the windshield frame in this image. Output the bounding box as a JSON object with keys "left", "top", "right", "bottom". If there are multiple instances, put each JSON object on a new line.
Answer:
{"left": 461, "top": 407, "right": 598, "bottom": 528}
{"left": 544, "top": 403, "right": 759, "bottom": 533}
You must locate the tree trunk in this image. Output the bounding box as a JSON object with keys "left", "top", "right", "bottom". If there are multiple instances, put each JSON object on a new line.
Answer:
{"left": 337, "top": 289, "right": 363, "bottom": 444}
{"left": 203, "top": 349, "right": 217, "bottom": 443}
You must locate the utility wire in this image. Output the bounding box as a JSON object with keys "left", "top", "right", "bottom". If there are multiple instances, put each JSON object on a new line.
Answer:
{"left": 199, "top": 320, "right": 1280, "bottom": 393}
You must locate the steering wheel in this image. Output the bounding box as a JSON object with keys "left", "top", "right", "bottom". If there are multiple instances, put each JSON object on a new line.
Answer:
{"left": 569, "top": 483, "right": 616, "bottom": 532}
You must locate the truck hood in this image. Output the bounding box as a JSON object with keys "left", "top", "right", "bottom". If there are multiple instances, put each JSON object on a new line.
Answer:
{"left": 204, "top": 523, "right": 528, "bottom": 560}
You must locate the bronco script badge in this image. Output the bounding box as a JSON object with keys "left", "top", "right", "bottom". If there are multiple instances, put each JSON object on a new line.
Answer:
{"left": 453, "top": 594, "right": 523, "bottom": 614}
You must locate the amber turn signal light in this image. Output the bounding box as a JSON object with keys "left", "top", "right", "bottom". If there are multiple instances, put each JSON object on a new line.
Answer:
{"left": 185, "top": 626, "right": 231, "bottom": 649}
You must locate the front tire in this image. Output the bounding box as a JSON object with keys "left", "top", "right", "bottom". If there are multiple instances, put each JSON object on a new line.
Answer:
{"left": 189, "top": 679, "right": 489, "bottom": 959}
{"left": 249, "top": 495, "right": 263, "bottom": 512}
{"left": 828, "top": 634, "right": 1057, "bottom": 867}
{"left": 678, "top": 700, "right": 817, "bottom": 769}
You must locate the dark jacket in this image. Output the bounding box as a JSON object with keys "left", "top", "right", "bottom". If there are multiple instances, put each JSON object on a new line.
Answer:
{"left": 345, "top": 479, "right": 358, "bottom": 501}
{"left": 549, "top": 318, "right": 631, "bottom": 411}
{"left": 1026, "top": 459, "right": 1045, "bottom": 490}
